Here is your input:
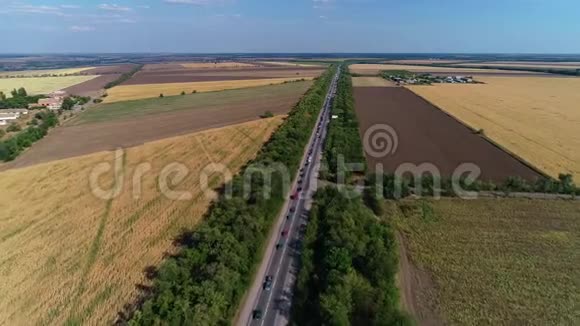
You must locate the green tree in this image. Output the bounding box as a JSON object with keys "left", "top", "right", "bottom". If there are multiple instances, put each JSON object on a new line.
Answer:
{"left": 61, "top": 97, "right": 75, "bottom": 110}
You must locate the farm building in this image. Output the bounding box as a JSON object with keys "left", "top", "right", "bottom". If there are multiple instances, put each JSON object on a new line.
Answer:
{"left": 1, "top": 108, "right": 28, "bottom": 117}
{"left": 30, "top": 98, "right": 62, "bottom": 110}
{"left": 0, "top": 112, "right": 18, "bottom": 126}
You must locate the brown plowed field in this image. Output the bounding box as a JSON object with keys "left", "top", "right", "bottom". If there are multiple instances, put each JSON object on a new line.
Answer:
{"left": 353, "top": 87, "right": 542, "bottom": 182}
{"left": 2, "top": 89, "right": 303, "bottom": 170}
{"left": 124, "top": 66, "right": 323, "bottom": 85}
{"left": 61, "top": 74, "right": 120, "bottom": 96}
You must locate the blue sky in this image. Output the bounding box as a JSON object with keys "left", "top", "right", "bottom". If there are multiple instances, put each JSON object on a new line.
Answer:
{"left": 0, "top": 0, "right": 578, "bottom": 53}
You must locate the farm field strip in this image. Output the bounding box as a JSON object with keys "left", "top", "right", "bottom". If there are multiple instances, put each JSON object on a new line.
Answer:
{"left": 104, "top": 77, "right": 313, "bottom": 103}
{"left": 408, "top": 77, "right": 580, "bottom": 179}
{"left": 0, "top": 117, "right": 284, "bottom": 326}
{"left": 451, "top": 61, "right": 580, "bottom": 69}
{"left": 2, "top": 81, "right": 310, "bottom": 169}
{"left": 349, "top": 64, "right": 533, "bottom": 75}
{"left": 0, "top": 75, "right": 100, "bottom": 96}
{"left": 0, "top": 67, "right": 94, "bottom": 77}
{"left": 180, "top": 62, "right": 256, "bottom": 69}
{"left": 353, "top": 86, "right": 541, "bottom": 181}
{"left": 352, "top": 76, "right": 395, "bottom": 87}
{"left": 392, "top": 198, "right": 580, "bottom": 325}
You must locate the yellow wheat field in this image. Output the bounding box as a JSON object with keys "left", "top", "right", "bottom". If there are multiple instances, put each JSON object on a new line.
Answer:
{"left": 0, "top": 75, "right": 99, "bottom": 96}
{"left": 0, "top": 116, "right": 283, "bottom": 325}
{"left": 408, "top": 77, "right": 580, "bottom": 179}
{"left": 104, "top": 78, "right": 313, "bottom": 103}
{"left": 0, "top": 67, "right": 94, "bottom": 78}
{"left": 349, "top": 64, "right": 532, "bottom": 75}
{"left": 452, "top": 61, "right": 580, "bottom": 70}
{"left": 180, "top": 62, "right": 256, "bottom": 69}
{"left": 352, "top": 76, "right": 395, "bottom": 87}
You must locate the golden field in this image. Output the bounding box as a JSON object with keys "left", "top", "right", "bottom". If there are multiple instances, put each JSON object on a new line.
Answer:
{"left": 352, "top": 76, "right": 395, "bottom": 87}
{"left": 180, "top": 62, "right": 256, "bottom": 69}
{"left": 258, "top": 61, "right": 323, "bottom": 67}
{"left": 452, "top": 61, "right": 580, "bottom": 69}
{"left": 0, "top": 75, "right": 99, "bottom": 96}
{"left": 0, "top": 67, "right": 94, "bottom": 78}
{"left": 386, "top": 59, "right": 470, "bottom": 65}
{"left": 408, "top": 77, "right": 580, "bottom": 179}
{"left": 104, "top": 77, "right": 314, "bottom": 103}
{"left": 0, "top": 117, "right": 283, "bottom": 325}
{"left": 349, "top": 64, "right": 531, "bottom": 75}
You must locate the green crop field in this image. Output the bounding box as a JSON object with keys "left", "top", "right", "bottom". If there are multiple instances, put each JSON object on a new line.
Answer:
{"left": 392, "top": 198, "right": 580, "bottom": 325}
{"left": 73, "top": 80, "right": 313, "bottom": 125}
{"left": 0, "top": 76, "right": 98, "bottom": 96}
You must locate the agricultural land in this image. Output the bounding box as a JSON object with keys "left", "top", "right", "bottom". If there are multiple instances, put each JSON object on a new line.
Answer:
{"left": 408, "top": 77, "right": 580, "bottom": 179}
{"left": 351, "top": 76, "right": 395, "bottom": 87}
{"left": 0, "top": 117, "right": 284, "bottom": 325}
{"left": 104, "top": 78, "right": 313, "bottom": 103}
{"left": 392, "top": 198, "right": 580, "bottom": 325}
{"left": 352, "top": 86, "right": 541, "bottom": 181}
{"left": 0, "top": 75, "right": 99, "bottom": 96}
{"left": 0, "top": 67, "right": 94, "bottom": 78}
{"left": 349, "top": 64, "right": 534, "bottom": 76}
{"left": 2, "top": 81, "right": 311, "bottom": 169}
{"left": 451, "top": 61, "right": 580, "bottom": 70}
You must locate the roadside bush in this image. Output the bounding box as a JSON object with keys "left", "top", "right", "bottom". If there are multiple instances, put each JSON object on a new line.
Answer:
{"left": 93, "top": 98, "right": 103, "bottom": 104}
{"left": 323, "top": 69, "right": 366, "bottom": 183}
{"left": 6, "top": 123, "right": 21, "bottom": 132}
{"left": 159, "top": 93, "right": 164, "bottom": 98}
{"left": 126, "top": 66, "right": 337, "bottom": 325}
{"left": 292, "top": 187, "right": 412, "bottom": 326}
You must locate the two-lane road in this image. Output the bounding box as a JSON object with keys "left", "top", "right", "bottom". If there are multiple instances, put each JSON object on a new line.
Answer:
{"left": 236, "top": 67, "right": 341, "bottom": 326}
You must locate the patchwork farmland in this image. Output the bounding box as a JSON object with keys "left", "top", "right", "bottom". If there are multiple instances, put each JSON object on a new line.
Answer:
{"left": 0, "top": 117, "right": 283, "bottom": 325}
{"left": 352, "top": 86, "right": 541, "bottom": 181}
{"left": 98, "top": 62, "right": 324, "bottom": 102}
{"left": 408, "top": 77, "right": 580, "bottom": 179}
{"left": 349, "top": 63, "right": 536, "bottom": 76}
{"left": 2, "top": 81, "right": 311, "bottom": 169}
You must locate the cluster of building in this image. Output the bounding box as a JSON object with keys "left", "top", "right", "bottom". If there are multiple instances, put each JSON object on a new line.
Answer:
{"left": 388, "top": 74, "right": 477, "bottom": 86}
{"left": 0, "top": 108, "right": 28, "bottom": 126}
{"left": 0, "top": 91, "right": 67, "bottom": 127}
{"left": 29, "top": 90, "right": 67, "bottom": 110}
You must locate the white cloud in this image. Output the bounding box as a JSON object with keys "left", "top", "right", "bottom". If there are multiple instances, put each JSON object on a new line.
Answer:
{"left": 60, "top": 5, "right": 81, "bottom": 9}
{"left": 98, "top": 4, "right": 132, "bottom": 12}
{"left": 1, "top": 5, "right": 66, "bottom": 16}
{"left": 163, "top": 0, "right": 221, "bottom": 5}
{"left": 70, "top": 25, "right": 95, "bottom": 32}
{"left": 137, "top": 5, "right": 151, "bottom": 9}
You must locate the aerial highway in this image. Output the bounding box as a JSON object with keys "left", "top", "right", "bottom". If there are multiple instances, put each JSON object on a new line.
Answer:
{"left": 236, "top": 67, "right": 341, "bottom": 326}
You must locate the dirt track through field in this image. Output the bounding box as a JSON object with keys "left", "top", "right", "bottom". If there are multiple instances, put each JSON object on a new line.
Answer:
{"left": 2, "top": 96, "right": 299, "bottom": 170}
{"left": 353, "top": 87, "right": 542, "bottom": 182}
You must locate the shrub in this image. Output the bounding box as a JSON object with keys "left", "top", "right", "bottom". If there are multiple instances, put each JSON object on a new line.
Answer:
{"left": 6, "top": 123, "right": 21, "bottom": 132}
{"left": 259, "top": 111, "right": 274, "bottom": 118}
{"left": 159, "top": 93, "right": 164, "bottom": 98}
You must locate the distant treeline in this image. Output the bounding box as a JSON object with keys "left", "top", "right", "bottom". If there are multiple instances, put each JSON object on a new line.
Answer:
{"left": 125, "top": 66, "right": 336, "bottom": 325}
{"left": 322, "top": 69, "right": 366, "bottom": 182}
{"left": 104, "top": 64, "right": 143, "bottom": 89}
{"left": 292, "top": 187, "right": 412, "bottom": 325}
{"left": 0, "top": 110, "right": 58, "bottom": 161}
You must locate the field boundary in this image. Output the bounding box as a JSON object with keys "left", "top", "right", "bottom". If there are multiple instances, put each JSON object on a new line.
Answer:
{"left": 405, "top": 87, "right": 551, "bottom": 180}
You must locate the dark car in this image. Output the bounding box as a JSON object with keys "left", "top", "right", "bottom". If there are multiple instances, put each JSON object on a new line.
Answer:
{"left": 252, "top": 309, "right": 263, "bottom": 320}
{"left": 263, "top": 276, "right": 273, "bottom": 291}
